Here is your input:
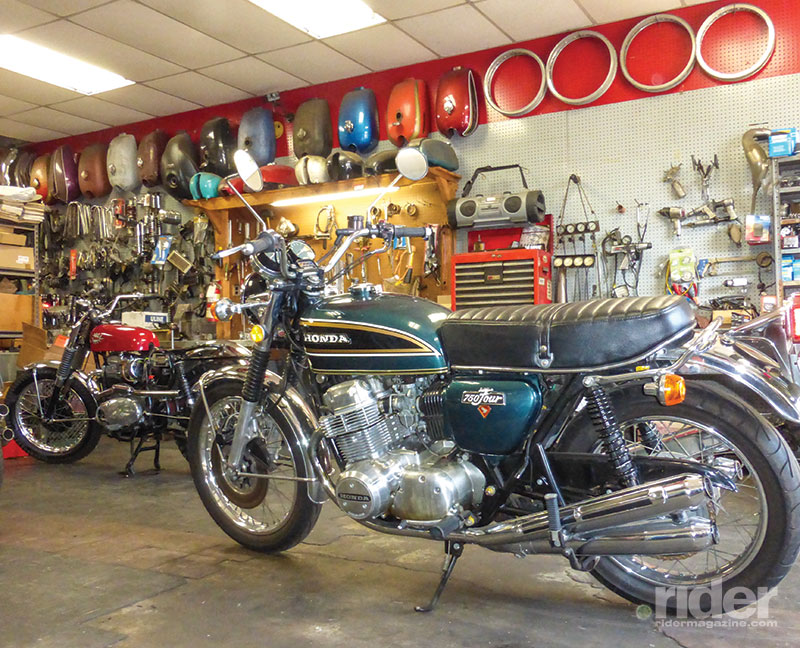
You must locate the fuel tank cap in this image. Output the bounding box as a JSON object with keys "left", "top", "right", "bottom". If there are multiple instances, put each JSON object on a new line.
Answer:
{"left": 349, "top": 283, "right": 382, "bottom": 299}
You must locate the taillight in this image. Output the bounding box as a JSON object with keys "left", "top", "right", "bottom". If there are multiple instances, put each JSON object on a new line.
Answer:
{"left": 788, "top": 293, "right": 800, "bottom": 343}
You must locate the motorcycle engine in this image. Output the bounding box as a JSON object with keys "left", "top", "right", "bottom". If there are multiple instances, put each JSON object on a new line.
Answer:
{"left": 102, "top": 353, "right": 147, "bottom": 387}
{"left": 320, "top": 378, "right": 485, "bottom": 524}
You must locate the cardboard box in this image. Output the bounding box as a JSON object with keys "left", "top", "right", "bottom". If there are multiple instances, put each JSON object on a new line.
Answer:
{"left": 121, "top": 311, "right": 169, "bottom": 329}
{"left": 0, "top": 231, "right": 27, "bottom": 246}
{"left": 16, "top": 322, "right": 47, "bottom": 368}
{"left": 0, "top": 245, "right": 34, "bottom": 271}
{"left": 0, "top": 294, "right": 33, "bottom": 334}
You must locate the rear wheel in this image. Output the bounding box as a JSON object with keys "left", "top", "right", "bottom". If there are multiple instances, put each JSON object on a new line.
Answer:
{"left": 187, "top": 381, "right": 321, "bottom": 553}
{"left": 559, "top": 382, "right": 800, "bottom": 615}
{"left": 6, "top": 368, "right": 101, "bottom": 463}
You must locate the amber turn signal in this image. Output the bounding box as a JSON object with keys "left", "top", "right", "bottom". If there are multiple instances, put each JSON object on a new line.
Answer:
{"left": 660, "top": 374, "right": 686, "bottom": 406}
{"left": 250, "top": 325, "right": 265, "bottom": 343}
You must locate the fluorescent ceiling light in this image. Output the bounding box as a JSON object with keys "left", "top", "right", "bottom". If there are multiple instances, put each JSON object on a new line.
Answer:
{"left": 271, "top": 185, "right": 398, "bottom": 207}
{"left": 246, "top": 0, "right": 385, "bottom": 38}
{"left": 0, "top": 35, "right": 134, "bottom": 95}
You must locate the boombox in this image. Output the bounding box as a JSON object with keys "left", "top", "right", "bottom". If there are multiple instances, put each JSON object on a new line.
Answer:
{"left": 447, "top": 190, "right": 546, "bottom": 229}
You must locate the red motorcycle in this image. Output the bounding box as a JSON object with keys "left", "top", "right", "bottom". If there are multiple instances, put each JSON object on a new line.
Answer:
{"left": 5, "top": 293, "right": 248, "bottom": 475}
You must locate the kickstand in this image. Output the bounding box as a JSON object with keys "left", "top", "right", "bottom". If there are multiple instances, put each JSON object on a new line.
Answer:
{"left": 120, "top": 434, "right": 162, "bottom": 477}
{"left": 415, "top": 540, "right": 463, "bottom": 613}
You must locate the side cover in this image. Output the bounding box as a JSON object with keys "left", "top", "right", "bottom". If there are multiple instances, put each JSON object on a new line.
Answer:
{"left": 365, "top": 150, "right": 397, "bottom": 176}
{"left": 326, "top": 150, "right": 363, "bottom": 181}
{"left": 338, "top": 87, "right": 379, "bottom": 154}
{"left": 49, "top": 145, "right": 80, "bottom": 203}
{"left": 386, "top": 78, "right": 429, "bottom": 147}
{"left": 161, "top": 131, "right": 199, "bottom": 200}
{"left": 137, "top": 129, "right": 169, "bottom": 187}
{"left": 199, "top": 117, "right": 236, "bottom": 177}
{"left": 29, "top": 154, "right": 52, "bottom": 203}
{"left": 78, "top": 143, "right": 112, "bottom": 199}
{"left": 107, "top": 133, "right": 140, "bottom": 192}
{"left": 295, "top": 155, "right": 330, "bottom": 184}
{"left": 293, "top": 98, "right": 332, "bottom": 158}
{"left": 189, "top": 172, "right": 223, "bottom": 200}
{"left": 238, "top": 106, "right": 276, "bottom": 166}
{"left": 410, "top": 138, "right": 459, "bottom": 171}
{"left": 436, "top": 67, "right": 479, "bottom": 138}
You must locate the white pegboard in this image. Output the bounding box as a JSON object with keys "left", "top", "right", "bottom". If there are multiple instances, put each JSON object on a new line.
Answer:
{"left": 442, "top": 70, "right": 800, "bottom": 303}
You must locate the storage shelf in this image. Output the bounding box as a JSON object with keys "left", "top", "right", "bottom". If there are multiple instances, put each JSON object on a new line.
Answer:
{"left": 782, "top": 248, "right": 800, "bottom": 254}
{"left": 0, "top": 268, "right": 35, "bottom": 278}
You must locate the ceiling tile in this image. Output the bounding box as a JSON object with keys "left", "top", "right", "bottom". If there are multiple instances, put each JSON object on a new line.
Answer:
{"left": 51, "top": 96, "right": 153, "bottom": 126}
{"left": 324, "top": 24, "right": 435, "bottom": 72}
{"left": 363, "top": 0, "right": 465, "bottom": 20}
{"left": 11, "top": 107, "right": 108, "bottom": 135}
{"left": 578, "top": 0, "right": 681, "bottom": 23}
{"left": 97, "top": 84, "right": 201, "bottom": 116}
{"left": 137, "top": 0, "right": 311, "bottom": 54}
{"left": 0, "top": 117, "right": 67, "bottom": 142}
{"left": 396, "top": 5, "right": 510, "bottom": 57}
{"left": 258, "top": 42, "right": 370, "bottom": 85}
{"left": 71, "top": 0, "right": 242, "bottom": 69}
{"left": 475, "top": 0, "right": 592, "bottom": 41}
{"left": 0, "top": 68, "right": 80, "bottom": 105}
{"left": 18, "top": 21, "right": 184, "bottom": 82}
{"left": 18, "top": 0, "right": 109, "bottom": 16}
{"left": 0, "top": 0, "right": 55, "bottom": 34}
{"left": 146, "top": 72, "right": 252, "bottom": 107}
{"left": 199, "top": 57, "right": 306, "bottom": 95}
{"left": 0, "top": 94, "right": 36, "bottom": 117}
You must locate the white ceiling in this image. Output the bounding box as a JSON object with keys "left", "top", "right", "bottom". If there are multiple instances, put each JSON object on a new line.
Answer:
{"left": 0, "top": 0, "right": 710, "bottom": 143}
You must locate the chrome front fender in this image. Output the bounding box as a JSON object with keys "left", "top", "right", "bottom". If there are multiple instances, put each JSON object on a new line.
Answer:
{"left": 676, "top": 342, "right": 800, "bottom": 424}
{"left": 193, "top": 366, "right": 327, "bottom": 502}
{"left": 26, "top": 362, "right": 98, "bottom": 401}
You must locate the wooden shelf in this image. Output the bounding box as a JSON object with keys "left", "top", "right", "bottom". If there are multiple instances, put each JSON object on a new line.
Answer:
{"left": 185, "top": 168, "right": 461, "bottom": 339}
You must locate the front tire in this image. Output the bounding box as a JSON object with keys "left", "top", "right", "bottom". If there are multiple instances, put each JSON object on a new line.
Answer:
{"left": 559, "top": 381, "right": 800, "bottom": 615}
{"left": 6, "top": 367, "right": 101, "bottom": 463}
{"left": 187, "top": 381, "right": 321, "bottom": 553}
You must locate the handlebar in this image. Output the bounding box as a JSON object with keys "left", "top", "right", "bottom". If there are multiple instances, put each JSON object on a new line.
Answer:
{"left": 212, "top": 231, "right": 278, "bottom": 260}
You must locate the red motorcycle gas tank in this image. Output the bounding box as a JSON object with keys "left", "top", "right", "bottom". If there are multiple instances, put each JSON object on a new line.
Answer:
{"left": 90, "top": 324, "right": 160, "bottom": 353}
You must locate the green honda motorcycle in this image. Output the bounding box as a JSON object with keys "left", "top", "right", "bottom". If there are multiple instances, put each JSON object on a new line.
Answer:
{"left": 187, "top": 148, "right": 800, "bottom": 615}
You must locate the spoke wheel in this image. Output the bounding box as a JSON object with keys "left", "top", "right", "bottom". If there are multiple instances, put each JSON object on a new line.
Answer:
{"left": 559, "top": 382, "right": 800, "bottom": 615}
{"left": 6, "top": 368, "right": 101, "bottom": 463}
{"left": 188, "top": 381, "right": 321, "bottom": 553}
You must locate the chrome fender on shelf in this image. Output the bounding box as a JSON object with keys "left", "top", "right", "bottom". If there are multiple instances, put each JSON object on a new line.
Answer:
{"left": 191, "top": 366, "right": 327, "bottom": 502}
{"left": 673, "top": 342, "right": 800, "bottom": 424}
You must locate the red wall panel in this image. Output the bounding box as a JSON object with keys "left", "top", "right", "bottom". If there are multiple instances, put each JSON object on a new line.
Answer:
{"left": 28, "top": 0, "right": 794, "bottom": 159}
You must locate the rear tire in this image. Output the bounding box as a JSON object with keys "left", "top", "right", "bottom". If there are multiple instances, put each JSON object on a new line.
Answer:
{"left": 187, "top": 381, "right": 321, "bottom": 553}
{"left": 559, "top": 381, "right": 800, "bottom": 615}
{"left": 5, "top": 367, "right": 101, "bottom": 463}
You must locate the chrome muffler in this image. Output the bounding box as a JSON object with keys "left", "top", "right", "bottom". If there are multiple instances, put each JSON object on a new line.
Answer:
{"left": 461, "top": 473, "right": 716, "bottom": 556}
{"left": 1, "top": 427, "right": 13, "bottom": 445}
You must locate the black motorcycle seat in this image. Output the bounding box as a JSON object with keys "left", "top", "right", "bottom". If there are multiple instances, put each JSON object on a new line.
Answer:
{"left": 438, "top": 296, "right": 695, "bottom": 370}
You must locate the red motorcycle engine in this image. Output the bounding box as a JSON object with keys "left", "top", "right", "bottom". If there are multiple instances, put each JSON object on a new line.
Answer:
{"left": 103, "top": 353, "right": 146, "bottom": 387}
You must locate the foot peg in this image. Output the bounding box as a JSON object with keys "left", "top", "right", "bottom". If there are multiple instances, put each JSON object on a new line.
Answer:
{"left": 415, "top": 540, "right": 463, "bottom": 613}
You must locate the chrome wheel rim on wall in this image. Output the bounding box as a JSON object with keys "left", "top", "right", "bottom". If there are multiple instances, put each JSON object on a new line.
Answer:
{"left": 199, "top": 395, "right": 298, "bottom": 534}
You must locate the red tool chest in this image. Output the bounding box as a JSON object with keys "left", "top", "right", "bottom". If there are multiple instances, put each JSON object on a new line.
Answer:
{"left": 450, "top": 248, "right": 552, "bottom": 310}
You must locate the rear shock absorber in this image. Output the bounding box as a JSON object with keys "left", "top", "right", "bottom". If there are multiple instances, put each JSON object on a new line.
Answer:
{"left": 175, "top": 360, "right": 194, "bottom": 407}
{"left": 585, "top": 385, "right": 639, "bottom": 488}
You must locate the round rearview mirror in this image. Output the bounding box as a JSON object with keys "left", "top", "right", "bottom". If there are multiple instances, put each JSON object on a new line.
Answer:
{"left": 233, "top": 149, "right": 263, "bottom": 192}
{"left": 287, "top": 239, "right": 316, "bottom": 261}
{"left": 395, "top": 146, "right": 428, "bottom": 181}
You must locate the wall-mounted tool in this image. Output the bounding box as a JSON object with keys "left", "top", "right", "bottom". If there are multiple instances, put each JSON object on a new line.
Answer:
{"left": 315, "top": 205, "right": 336, "bottom": 249}
{"left": 658, "top": 198, "right": 738, "bottom": 236}
{"left": 691, "top": 154, "right": 718, "bottom": 202}
{"left": 663, "top": 164, "right": 685, "bottom": 199}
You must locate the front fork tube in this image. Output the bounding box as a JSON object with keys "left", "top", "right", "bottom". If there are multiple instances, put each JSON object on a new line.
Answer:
{"left": 227, "top": 294, "right": 282, "bottom": 470}
{"left": 43, "top": 345, "right": 83, "bottom": 419}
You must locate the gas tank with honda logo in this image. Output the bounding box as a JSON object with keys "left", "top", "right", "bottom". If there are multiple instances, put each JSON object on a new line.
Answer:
{"left": 90, "top": 324, "right": 160, "bottom": 353}
{"left": 299, "top": 289, "right": 448, "bottom": 375}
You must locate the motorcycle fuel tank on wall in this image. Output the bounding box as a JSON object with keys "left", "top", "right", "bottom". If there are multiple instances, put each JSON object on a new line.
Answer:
{"left": 299, "top": 291, "right": 449, "bottom": 375}
{"left": 90, "top": 324, "right": 160, "bottom": 353}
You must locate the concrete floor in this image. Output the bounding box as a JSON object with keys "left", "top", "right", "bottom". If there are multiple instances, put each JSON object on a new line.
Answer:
{"left": 1, "top": 440, "right": 798, "bottom": 648}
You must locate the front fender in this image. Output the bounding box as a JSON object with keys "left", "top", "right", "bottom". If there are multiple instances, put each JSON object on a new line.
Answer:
{"left": 26, "top": 362, "right": 98, "bottom": 402}
{"left": 677, "top": 342, "right": 800, "bottom": 424}
{"left": 193, "top": 366, "right": 327, "bottom": 502}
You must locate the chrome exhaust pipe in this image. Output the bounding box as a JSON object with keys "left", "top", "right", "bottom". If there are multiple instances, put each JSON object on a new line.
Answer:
{"left": 569, "top": 518, "right": 718, "bottom": 556}
{"left": 0, "top": 403, "right": 9, "bottom": 418}
{"left": 1, "top": 427, "right": 14, "bottom": 445}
